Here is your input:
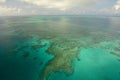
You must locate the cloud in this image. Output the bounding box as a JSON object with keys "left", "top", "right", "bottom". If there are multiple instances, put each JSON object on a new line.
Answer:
{"left": 20, "top": 0, "right": 97, "bottom": 11}
{"left": 114, "top": 0, "right": 120, "bottom": 10}
{"left": 0, "top": 6, "right": 22, "bottom": 16}
{"left": 20, "top": 0, "right": 69, "bottom": 10}
{"left": 0, "top": 0, "right": 119, "bottom": 15}
{"left": 0, "top": 0, "right": 6, "bottom": 3}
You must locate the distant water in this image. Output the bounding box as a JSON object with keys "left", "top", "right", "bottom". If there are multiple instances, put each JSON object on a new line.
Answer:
{"left": 0, "top": 16, "right": 120, "bottom": 80}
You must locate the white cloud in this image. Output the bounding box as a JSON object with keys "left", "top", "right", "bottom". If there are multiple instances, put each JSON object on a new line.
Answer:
{"left": 0, "top": 0, "right": 6, "bottom": 3}
{"left": 20, "top": 0, "right": 69, "bottom": 10}
{"left": 114, "top": 0, "right": 120, "bottom": 10}
{"left": 20, "top": 0, "right": 97, "bottom": 10}
{"left": 0, "top": 6, "right": 22, "bottom": 16}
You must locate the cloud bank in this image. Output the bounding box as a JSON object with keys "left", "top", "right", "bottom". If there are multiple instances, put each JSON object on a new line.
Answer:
{"left": 20, "top": 0, "right": 97, "bottom": 10}
{"left": 0, "top": 0, "right": 119, "bottom": 16}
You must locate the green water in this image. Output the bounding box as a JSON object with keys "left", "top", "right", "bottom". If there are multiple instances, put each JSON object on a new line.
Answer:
{"left": 0, "top": 16, "right": 120, "bottom": 80}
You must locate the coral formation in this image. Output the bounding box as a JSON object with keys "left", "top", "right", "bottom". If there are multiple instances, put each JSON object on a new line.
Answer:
{"left": 22, "top": 52, "right": 29, "bottom": 58}
{"left": 41, "top": 32, "right": 120, "bottom": 80}
{"left": 42, "top": 38, "right": 80, "bottom": 80}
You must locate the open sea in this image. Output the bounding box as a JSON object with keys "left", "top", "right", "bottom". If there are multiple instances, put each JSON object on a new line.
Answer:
{"left": 0, "top": 16, "right": 120, "bottom": 80}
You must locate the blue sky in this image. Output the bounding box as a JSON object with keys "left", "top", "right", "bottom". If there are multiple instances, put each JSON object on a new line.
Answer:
{"left": 0, "top": 0, "right": 120, "bottom": 16}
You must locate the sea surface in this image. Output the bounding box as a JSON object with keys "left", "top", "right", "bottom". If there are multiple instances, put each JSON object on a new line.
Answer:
{"left": 0, "top": 16, "right": 120, "bottom": 80}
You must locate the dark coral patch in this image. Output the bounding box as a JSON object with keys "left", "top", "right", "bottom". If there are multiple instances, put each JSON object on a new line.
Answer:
{"left": 31, "top": 44, "right": 46, "bottom": 50}
{"left": 22, "top": 52, "right": 30, "bottom": 58}
{"left": 33, "top": 57, "right": 38, "bottom": 60}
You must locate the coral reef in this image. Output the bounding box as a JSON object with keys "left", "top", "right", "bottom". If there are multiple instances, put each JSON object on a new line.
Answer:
{"left": 40, "top": 31, "right": 120, "bottom": 80}
{"left": 94, "top": 39, "right": 120, "bottom": 59}
{"left": 22, "top": 52, "right": 29, "bottom": 58}
{"left": 42, "top": 38, "right": 80, "bottom": 80}
{"left": 41, "top": 38, "right": 92, "bottom": 80}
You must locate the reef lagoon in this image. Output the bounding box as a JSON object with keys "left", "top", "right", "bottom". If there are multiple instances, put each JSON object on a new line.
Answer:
{"left": 0, "top": 16, "right": 120, "bottom": 80}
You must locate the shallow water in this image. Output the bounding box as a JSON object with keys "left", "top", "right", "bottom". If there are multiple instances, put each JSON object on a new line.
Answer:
{"left": 0, "top": 16, "right": 120, "bottom": 80}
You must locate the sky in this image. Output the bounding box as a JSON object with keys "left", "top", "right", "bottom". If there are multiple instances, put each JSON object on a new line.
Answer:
{"left": 0, "top": 0, "right": 120, "bottom": 16}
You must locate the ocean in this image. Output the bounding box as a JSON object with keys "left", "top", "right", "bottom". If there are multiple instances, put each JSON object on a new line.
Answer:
{"left": 0, "top": 16, "right": 120, "bottom": 80}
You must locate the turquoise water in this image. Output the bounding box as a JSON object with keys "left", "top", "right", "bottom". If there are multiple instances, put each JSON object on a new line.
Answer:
{"left": 0, "top": 16, "right": 120, "bottom": 80}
